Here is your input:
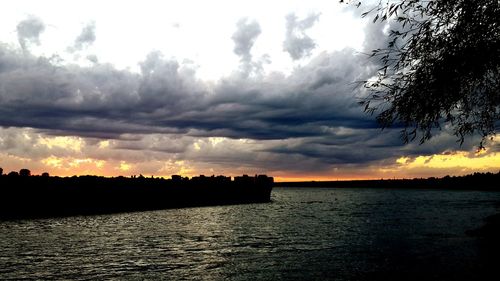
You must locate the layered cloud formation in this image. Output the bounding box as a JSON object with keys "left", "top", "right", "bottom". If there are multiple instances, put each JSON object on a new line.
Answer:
{"left": 0, "top": 10, "right": 498, "bottom": 179}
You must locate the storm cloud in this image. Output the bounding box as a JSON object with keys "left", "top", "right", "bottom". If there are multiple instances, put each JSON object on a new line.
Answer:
{"left": 0, "top": 40, "right": 377, "bottom": 140}
{"left": 0, "top": 14, "right": 485, "bottom": 177}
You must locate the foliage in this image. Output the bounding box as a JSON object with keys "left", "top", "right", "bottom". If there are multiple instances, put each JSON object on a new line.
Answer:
{"left": 19, "top": 169, "right": 31, "bottom": 177}
{"left": 347, "top": 0, "right": 500, "bottom": 147}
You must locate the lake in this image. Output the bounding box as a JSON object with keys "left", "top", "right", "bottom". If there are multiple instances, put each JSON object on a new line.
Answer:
{"left": 1, "top": 187, "right": 499, "bottom": 280}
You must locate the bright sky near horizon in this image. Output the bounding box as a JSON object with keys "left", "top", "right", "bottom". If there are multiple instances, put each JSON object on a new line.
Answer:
{"left": 0, "top": 0, "right": 499, "bottom": 180}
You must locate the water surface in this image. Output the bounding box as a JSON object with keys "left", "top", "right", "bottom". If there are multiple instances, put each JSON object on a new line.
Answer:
{"left": 1, "top": 187, "right": 499, "bottom": 280}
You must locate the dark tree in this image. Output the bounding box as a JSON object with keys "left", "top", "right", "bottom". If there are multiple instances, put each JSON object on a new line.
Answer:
{"left": 19, "top": 169, "right": 31, "bottom": 177}
{"left": 41, "top": 172, "right": 50, "bottom": 177}
{"left": 349, "top": 0, "right": 500, "bottom": 147}
{"left": 0, "top": 167, "right": 3, "bottom": 176}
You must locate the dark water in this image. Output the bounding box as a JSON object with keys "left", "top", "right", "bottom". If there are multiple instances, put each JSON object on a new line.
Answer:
{"left": 1, "top": 187, "right": 500, "bottom": 280}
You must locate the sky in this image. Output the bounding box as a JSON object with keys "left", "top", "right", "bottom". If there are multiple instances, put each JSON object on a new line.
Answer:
{"left": 0, "top": 0, "right": 499, "bottom": 181}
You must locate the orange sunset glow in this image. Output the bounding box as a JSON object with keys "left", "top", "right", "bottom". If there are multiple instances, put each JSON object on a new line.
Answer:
{"left": 2, "top": 128, "right": 499, "bottom": 181}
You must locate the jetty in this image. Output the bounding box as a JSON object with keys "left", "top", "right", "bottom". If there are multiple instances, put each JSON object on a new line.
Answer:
{"left": 0, "top": 173, "right": 273, "bottom": 219}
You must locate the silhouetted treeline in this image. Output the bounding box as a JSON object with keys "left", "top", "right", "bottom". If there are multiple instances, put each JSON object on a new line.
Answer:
{"left": 275, "top": 172, "right": 500, "bottom": 190}
{"left": 0, "top": 172, "right": 273, "bottom": 219}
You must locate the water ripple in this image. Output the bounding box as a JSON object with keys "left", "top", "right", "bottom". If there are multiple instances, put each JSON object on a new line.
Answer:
{"left": 1, "top": 188, "right": 499, "bottom": 280}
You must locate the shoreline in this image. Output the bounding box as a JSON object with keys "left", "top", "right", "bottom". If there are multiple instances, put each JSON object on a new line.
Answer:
{"left": 274, "top": 172, "right": 500, "bottom": 191}
{"left": 0, "top": 174, "right": 273, "bottom": 220}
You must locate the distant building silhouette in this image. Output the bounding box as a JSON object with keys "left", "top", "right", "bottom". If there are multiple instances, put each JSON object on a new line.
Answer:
{"left": 0, "top": 171, "right": 274, "bottom": 219}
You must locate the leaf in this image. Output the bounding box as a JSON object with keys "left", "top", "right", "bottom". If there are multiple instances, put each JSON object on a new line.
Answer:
{"left": 359, "top": 0, "right": 499, "bottom": 146}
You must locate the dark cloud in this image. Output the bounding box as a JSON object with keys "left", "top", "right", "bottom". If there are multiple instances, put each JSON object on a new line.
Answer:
{"left": 0, "top": 43, "right": 457, "bottom": 141}
{"left": 0, "top": 42, "right": 376, "bottom": 141}
{"left": 283, "top": 13, "right": 320, "bottom": 60}
{"left": 0, "top": 14, "right": 479, "bottom": 174}
{"left": 16, "top": 15, "right": 45, "bottom": 51}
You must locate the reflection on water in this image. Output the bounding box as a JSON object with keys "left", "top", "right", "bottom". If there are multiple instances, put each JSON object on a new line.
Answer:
{"left": 1, "top": 187, "right": 499, "bottom": 280}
